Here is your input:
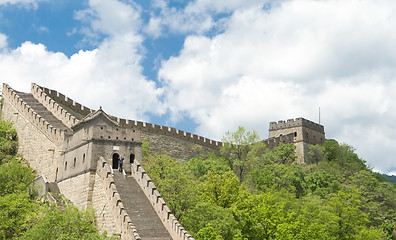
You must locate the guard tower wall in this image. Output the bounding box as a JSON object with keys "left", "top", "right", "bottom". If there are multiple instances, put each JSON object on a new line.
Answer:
{"left": 269, "top": 118, "right": 325, "bottom": 163}
{"left": 58, "top": 122, "right": 141, "bottom": 182}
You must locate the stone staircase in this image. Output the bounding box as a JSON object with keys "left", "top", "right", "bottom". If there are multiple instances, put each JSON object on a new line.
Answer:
{"left": 113, "top": 172, "right": 172, "bottom": 240}
{"left": 17, "top": 92, "right": 71, "bottom": 132}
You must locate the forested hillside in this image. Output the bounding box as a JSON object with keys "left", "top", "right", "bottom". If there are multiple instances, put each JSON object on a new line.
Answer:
{"left": 0, "top": 120, "right": 116, "bottom": 239}
{"left": 143, "top": 127, "right": 396, "bottom": 240}
{"left": 384, "top": 174, "right": 396, "bottom": 184}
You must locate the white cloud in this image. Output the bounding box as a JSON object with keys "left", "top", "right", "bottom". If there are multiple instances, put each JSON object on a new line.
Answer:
{"left": 159, "top": 0, "right": 396, "bottom": 172}
{"left": 0, "top": 33, "right": 7, "bottom": 50}
{"left": 388, "top": 171, "right": 396, "bottom": 176}
{"left": 145, "top": 15, "right": 163, "bottom": 38}
{"left": 1, "top": 0, "right": 163, "bottom": 121}
{"left": 0, "top": 0, "right": 46, "bottom": 9}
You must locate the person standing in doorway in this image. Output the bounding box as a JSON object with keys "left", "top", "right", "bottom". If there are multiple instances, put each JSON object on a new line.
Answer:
{"left": 119, "top": 155, "right": 124, "bottom": 172}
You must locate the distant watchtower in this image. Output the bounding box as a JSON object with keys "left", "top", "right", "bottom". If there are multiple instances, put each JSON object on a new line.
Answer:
{"left": 269, "top": 118, "right": 325, "bottom": 164}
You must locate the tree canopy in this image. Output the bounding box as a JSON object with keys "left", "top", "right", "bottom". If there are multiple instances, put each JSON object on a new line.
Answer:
{"left": 143, "top": 126, "right": 396, "bottom": 240}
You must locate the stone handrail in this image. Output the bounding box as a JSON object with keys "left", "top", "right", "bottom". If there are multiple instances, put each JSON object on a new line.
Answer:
{"left": 96, "top": 157, "right": 141, "bottom": 240}
{"left": 130, "top": 160, "right": 195, "bottom": 240}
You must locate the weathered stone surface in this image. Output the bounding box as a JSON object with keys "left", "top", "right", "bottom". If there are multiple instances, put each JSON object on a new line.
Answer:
{"left": 141, "top": 132, "right": 216, "bottom": 161}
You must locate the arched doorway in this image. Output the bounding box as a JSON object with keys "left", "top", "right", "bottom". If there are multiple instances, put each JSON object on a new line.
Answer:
{"left": 130, "top": 154, "right": 135, "bottom": 164}
{"left": 112, "top": 153, "right": 119, "bottom": 169}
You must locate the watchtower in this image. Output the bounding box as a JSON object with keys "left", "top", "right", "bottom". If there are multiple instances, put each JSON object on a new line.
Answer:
{"left": 269, "top": 118, "right": 325, "bottom": 164}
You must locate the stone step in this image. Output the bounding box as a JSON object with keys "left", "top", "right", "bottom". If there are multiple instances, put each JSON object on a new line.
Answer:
{"left": 113, "top": 172, "right": 172, "bottom": 240}
{"left": 17, "top": 93, "right": 70, "bottom": 131}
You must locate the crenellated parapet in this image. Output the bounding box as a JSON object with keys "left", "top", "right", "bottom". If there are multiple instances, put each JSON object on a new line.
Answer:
{"left": 31, "top": 83, "right": 81, "bottom": 128}
{"left": 34, "top": 83, "right": 93, "bottom": 120}
{"left": 33, "top": 83, "right": 222, "bottom": 150}
{"left": 263, "top": 133, "right": 295, "bottom": 148}
{"left": 117, "top": 118, "right": 223, "bottom": 150}
{"left": 130, "top": 159, "right": 195, "bottom": 240}
{"left": 2, "top": 83, "right": 67, "bottom": 144}
{"left": 97, "top": 157, "right": 141, "bottom": 240}
{"left": 269, "top": 117, "right": 324, "bottom": 133}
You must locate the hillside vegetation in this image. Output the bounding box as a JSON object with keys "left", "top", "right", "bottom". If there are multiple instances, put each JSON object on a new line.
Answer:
{"left": 143, "top": 127, "right": 396, "bottom": 240}
{"left": 0, "top": 120, "right": 116, "bottom": 240}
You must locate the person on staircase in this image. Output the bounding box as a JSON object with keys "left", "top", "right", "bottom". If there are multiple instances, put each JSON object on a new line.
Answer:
{"left": 118, "top": 155, "right": 124, "bottom": 173}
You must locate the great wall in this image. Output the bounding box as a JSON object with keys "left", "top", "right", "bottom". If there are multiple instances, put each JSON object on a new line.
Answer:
{"left": 1, "top": 83, "right": 325, "bottom": 240}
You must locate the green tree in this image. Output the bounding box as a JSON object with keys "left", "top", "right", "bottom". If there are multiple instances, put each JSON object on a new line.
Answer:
{"left": 21, "top": 205, "right": 115, "bottom": 240}
{"left": 186, "top": 153, "right": 231, "bottom": 181}
{"left": 221, "top": 126, "right": 263, "bottom": 182}
{"left": 273, "top": 142, "right": 297, "bottom": 164}
{"left": 307, "top": 144, "right": 326, "bottom": 165}
{"left": 144, "top": 154, "right": 199, "bottom": 220}
{"left": 181, "top": 202, "right": 237, "bottom": 239}
{"left": 325, "top": 189, "right": 370, "bottom": 239}
{"left": 195, "top": 225, "right": 224, "bottom": 240}
{"left": 200, "top": 171, "right": 243, "bottom": 208}
{"left": 0, "top": 120, "right": 18, "bottom": 163}
{"left": 306, "top": 170, "right": 341, "bottom": 197}
{"left": 0, "top": 193, "right": 37, "bottom": 239}
{"left": 0, "top": 158, "right": 35, "bottom": 196}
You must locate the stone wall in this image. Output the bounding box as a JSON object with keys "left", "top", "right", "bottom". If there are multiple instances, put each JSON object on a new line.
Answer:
{"left": 57, "top": 172, "right": 92, "bottom": 210}
{"left": 130, "top": 160, "right": 195, "bottom": 240}
{"left": 31, "top": 83, "right": 80, "bottom": 129}
{"left": 3, "top": 84, "right": 67, "bottom": 144}
{"left": 2, "top": 92, "right": 61, "bottom": 182}
{"left": 142, "top": 132, "right": 217, "bottom": 161}
{"left": 96, "top": 157, "right": 140, "bottom": 240}
{"left": 268, "top": 118, "right": 325, "bottom": 163}
{"left": 92, "top": 172, "right": 120, "bottom": 235}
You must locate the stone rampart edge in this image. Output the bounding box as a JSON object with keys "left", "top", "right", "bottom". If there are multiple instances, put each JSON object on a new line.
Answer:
{"left": 117, "top": 118, "right": 223, "bottom": 150}
{"left": 2, "top": 83, "right": 66, "bottom": 144}
{"left": 31, "top": 83, "right": 222, "bottom": 150}
{"left": 269, "top": 118, "right": 324, "bottom": 133}
{"left": 262, "top": 133, "right": 295, "bottom": 147}
{"left": 97, "top": 157, "right": 141, "bottom": 240}
{"left": 131, "top": 161, "right": 195, "bottom": 240}
{"left": 37, "top": 84, "right": 92, "bottom": 118}
{"left": 31, "top": 83, "right": 78, "bottom": 129}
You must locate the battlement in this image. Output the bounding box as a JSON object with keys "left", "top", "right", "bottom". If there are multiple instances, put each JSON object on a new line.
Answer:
{"left": 117, "top": 118, "right": 223, "bottom": 150}
{"left": 130, "top": 159, "right": 195, "bottom": 240}
{"left": 96, "top": 157, "right": 141, "bottom": 240}
{"left": 269, "top": 117, "right": 324, "bottom": 133}
{"left": 31, "top": 83, "right": 80, "bottom": 129}
{"left": 2, "top": 83, "right": 67, "bottom": 144}
{"left": 33, "top": 83, "right": 92, "bottom": 120}
{"left": 263, "top": 133, "right": 295, "bottom": 148}
{"left": 31, "top": 83, "right": 222, "bottom": 150}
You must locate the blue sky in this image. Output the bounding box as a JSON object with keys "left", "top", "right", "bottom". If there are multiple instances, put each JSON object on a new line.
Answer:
{"left": 1, "top": 0, "right": 396, "bottom": 175}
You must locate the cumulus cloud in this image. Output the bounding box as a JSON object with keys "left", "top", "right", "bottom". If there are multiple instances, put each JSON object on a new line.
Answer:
{"left": 1, "top": 0, "right": 163, "bottom": 121}
{"left": 159, "top": 0, "right": 396, "bottom": 173}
